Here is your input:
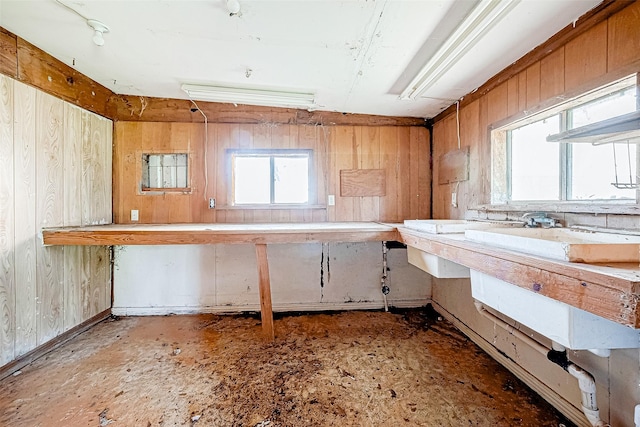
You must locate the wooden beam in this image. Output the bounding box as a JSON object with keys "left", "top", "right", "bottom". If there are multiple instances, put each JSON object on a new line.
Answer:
{"left": 0, "top": 28, "right": 17, "bottom": 79}
{"left": 108, "top": 94, "right": 426, "bottom": 126}
{"left": 41, "top": 223, "right": 400, "bottom": 246}
{"left": 432, "top": 0, "right": 634, "bottom": 123}
{"left": 15, "top": 36, "right": 114, "bottom": 118}
{"left": 255, "top": 243, "right": 275, "bottom": 341}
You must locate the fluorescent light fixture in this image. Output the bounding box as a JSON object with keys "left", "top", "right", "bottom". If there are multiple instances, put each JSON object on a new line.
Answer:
{"left": 181, "top": 84, "right": 316, "bottom": 109}
{"left": 400, "top": 0, "right": 520, "bottom": 100}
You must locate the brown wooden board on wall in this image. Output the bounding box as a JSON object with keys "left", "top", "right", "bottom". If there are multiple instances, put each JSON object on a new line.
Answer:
{"left": 340, "top": 169, "right": 386, "bottom": 197}
{"left": 437, "top": 147, "right": 469, "bottom": 185}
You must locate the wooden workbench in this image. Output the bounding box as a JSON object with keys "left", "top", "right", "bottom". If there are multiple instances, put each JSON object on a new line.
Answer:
{"left": 43, "top": 222, "right": 399, "bottom": 340}
{"left": 42, "top": 222, "right": 640, "bottom": 336}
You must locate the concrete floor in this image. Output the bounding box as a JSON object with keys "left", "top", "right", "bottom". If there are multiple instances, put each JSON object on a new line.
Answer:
{"left": 0, "top": 308, "right": 573, "bottom": 426}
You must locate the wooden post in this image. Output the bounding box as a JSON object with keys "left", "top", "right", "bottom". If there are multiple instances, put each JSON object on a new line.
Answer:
{"left": 255, "top": 243, "right": 275, "bottom": 341}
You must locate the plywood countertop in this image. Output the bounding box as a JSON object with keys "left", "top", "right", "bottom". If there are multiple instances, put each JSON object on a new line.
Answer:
{"left": 41, "top": 221, "right": 640, "bottom": 329}
{"left": 42, "top": 222, "right": 400, "bottom": 246}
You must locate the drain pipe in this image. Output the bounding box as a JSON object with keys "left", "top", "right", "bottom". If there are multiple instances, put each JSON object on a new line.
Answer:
{"left": 474, "top": 302, "right": 607, "bottom": 427}
{"left": 548, "top": 345, "right": 606, "bottom": 427}
{"left": 381, "top": 242, "right": 390, "bottom": 312}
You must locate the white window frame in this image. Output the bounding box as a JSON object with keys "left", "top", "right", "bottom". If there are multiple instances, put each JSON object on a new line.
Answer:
{"left": 491, "top": 75, "right": 639, "bottom": 209}
{"left": 228, "top": 149, "right": 313, "bottom": 206}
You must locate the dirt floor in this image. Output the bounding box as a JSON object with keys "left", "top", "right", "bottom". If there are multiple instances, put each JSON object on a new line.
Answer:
{"left": 0, "top": 307, "right": 573, "bottom": 427}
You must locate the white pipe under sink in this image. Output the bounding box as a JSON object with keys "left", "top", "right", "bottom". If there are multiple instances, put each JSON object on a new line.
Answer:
{"left": 474, "top": 302, "right": 608, "bottom": 427}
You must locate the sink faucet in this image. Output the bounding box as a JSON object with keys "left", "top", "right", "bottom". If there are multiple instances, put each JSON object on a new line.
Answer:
{"left": 522, "top": 212, "right": 562, "bottom": 228}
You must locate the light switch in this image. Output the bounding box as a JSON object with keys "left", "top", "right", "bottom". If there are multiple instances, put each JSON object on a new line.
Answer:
{"left": 131, "top": 209, "right": 139, "bottom": 221}
{"left": 328, "top": 195, "right": 335, "bottom": 206}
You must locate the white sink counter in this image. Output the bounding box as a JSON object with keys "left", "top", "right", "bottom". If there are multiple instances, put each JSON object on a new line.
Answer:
{"left": 398, "top": 225, "right": 640, "bottom": 329}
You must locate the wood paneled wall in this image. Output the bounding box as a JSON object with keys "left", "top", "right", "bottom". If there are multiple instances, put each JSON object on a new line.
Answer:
{"left": 0, "top": 75, "right": 112, "bottom": 367}
{"left": 432, "top": 1, "right": 640, "bottom": 219}
{"left": 113, "top": 122, "right": 430, "bottom": 224}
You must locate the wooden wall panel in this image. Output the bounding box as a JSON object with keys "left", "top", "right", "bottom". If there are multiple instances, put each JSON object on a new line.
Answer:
{"left": 13, "top": 81, "right": 37, "bottom": 356}
{"left": 540, "top": 47, "right": 565, "bottom": 100}
{"left": 525, "top": 61, "right": 541, "bottom": 109}
{"left": 35, "top": 91, "right": 64, "bottom": 345}
{"left": 565, "top": 21, "right": 608, "bottom": 91}
{"left": 114, "top": 122, "right": 429, "bottom": 224}
{"left": 607, "top": 1, "right": 640, "bottom": 71}
{"left": 1, "top": 75, "right": 112, "bottom": 369}
{"left": 413, "top": 127, "right": 431, "bottom": 219}
{"left": 0, "top": 75, "right": 15, "bottom": 365}
{"left": 63, "top": 104, "right": 82, "bottom": 331}
{"left": 358, "top": 127, "right": 381, "bottom": 221}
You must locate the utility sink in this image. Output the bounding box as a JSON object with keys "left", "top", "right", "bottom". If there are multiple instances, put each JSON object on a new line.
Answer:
{"left": 465, "top": 227, "right": 640, "bottom": 263}
{"left": 404, "top": 220, "right": 512, "bottom": 278}
{"left": 471, "top": 270, "right": 640, "bottom": 350}
{"left": 403, "top": 219, "right": 503, "bottom": 234}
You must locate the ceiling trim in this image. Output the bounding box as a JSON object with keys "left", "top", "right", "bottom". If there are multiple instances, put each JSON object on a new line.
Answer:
{"left": 108, "top": 94, "right": 426, "bottom": 126}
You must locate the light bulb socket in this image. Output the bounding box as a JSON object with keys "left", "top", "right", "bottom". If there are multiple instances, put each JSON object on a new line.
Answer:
{"left": 226, "top": 0, "right": 241, "bottom": 15}
{"left": 87, "top": 19, "right": 110, "bottom": 46}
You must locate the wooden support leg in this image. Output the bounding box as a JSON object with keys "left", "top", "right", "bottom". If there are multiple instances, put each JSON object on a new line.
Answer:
{"left": 255, "top": 243, "right": 275, "bottom": 341}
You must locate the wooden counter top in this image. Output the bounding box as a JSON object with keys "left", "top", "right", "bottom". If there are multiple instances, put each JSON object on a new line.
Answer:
{"left": 42, "top": 222, "right": 399, "bottom": 246}
{"left": 397, "top": 226, "right": 640, "bottom": 329}
{"left": 41, "top": 221, "right": 640, "bottom": 330}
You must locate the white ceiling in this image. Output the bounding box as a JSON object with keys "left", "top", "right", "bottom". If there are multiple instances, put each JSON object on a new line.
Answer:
{"left": 0, "top": 0, "right": 602, "bottom": 118}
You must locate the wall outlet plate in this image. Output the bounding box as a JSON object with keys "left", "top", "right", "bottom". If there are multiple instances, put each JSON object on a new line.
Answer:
{"left": 209, "top": 198, "right": 215, "bottom": 209}
{"left": 328, "top": 195, "right": 335, "bottom": 206}
{"left": 131, "top": 209, "right": 139, "bottom": 221}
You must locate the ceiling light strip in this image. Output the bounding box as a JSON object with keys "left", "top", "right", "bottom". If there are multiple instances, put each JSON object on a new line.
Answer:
{"left": 181, "top": 84, "right": 316, "bottom": 109}
{"left": 400, "top": 0, "right": 521, "bottom": 101}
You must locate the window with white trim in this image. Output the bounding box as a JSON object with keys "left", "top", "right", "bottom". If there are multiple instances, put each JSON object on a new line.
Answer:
{"left": 492, "top": 75, "right": 638, "bottom": 204}
{"left": 230, "top": 149, "right": 312, "bottom": 205}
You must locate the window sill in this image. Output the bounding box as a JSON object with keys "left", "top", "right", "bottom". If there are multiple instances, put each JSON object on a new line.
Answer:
{"left": 216, "top": 204, "right": 327, "bottom": 211}
{"left": 474, "top": 202, "right": 640, "bottom": 215}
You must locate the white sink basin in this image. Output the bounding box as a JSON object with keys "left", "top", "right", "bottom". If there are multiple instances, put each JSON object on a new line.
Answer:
{"left": 471, "top": 270, "right": 640, "bottom": 350}
{"left": 465, "top": 227, "right": 640, "bottom": 263}
{"left": 403, "top": 220, "right": 505, "bottom": 234}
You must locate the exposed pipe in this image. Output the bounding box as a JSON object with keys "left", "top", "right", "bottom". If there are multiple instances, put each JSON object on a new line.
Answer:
{"left": 474, "top": 301, "right": 608, "bottom": 427}
{"left": 381, "top": 242, "right": 390, "bottom": 312}
{"left": 474, "top": 301, "right": 548, "bottom": 355}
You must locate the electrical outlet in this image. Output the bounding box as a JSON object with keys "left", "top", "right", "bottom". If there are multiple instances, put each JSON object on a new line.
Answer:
{"left": 328, "top": 195, "right": 335, "bottom": 206}
{"left": 131, "top": 209, "right": 139, "bottom": 221}
{"left": 451, "top": 192, "right": 457, "bottom": 208}
{"left": 209, "top": 198, "right": 216, "bottom": 209}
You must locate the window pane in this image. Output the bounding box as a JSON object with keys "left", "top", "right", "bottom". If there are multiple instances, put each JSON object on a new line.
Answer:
{"left": 570, "top": 86, "right": 637, "bottom": 128}
{"left": 142, "top": 153, "right": 188, "bottom": 189}
{"left": 274, "top": 156, "right": 309, "bottom": 203}
{"left": 510, "top": 116, "right": 560, "bottom": 201}
{"left": 234, "top": 157, "right": 271, "bottom": 204}
{"left": 571, "top": 142, "right": 637, "bottom": 200}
